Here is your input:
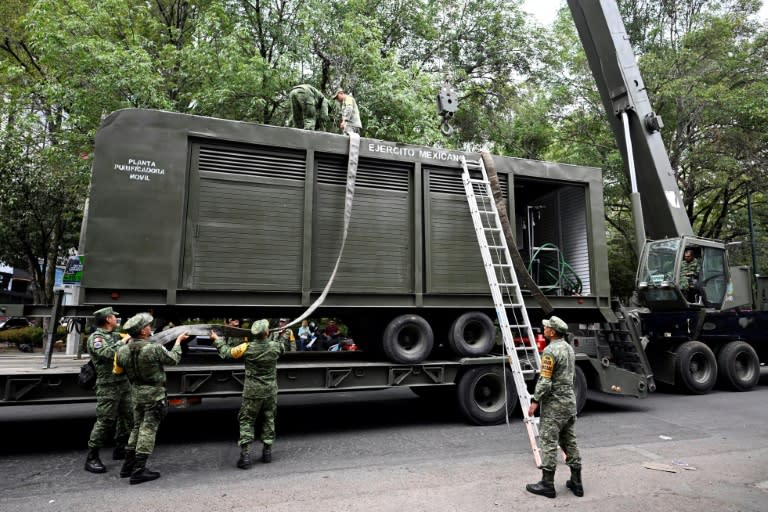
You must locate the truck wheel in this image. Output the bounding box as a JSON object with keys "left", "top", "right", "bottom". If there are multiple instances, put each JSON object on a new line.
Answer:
{"left": 382, "top": 314, "right": 434, "bottom": 363}
{"left": 675, "top": 341, "right": 717, "bottom": 394}
{"left": 574, "top": 365, "right": 588, "bottom": 414}
{"left": 448, "top": 312, "right": 496, "bottom": 356}
{"left": 717, "top": 341, "right": 760, "bottom": 391}
{"left": 457, "top": 366, "right": 518, "bottom": 425}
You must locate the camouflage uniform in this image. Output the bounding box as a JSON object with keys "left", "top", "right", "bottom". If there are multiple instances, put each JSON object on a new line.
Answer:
{"left": 86, "top": 326, "right": 133, "bottom": 451}
{"left": 288, "top": 84, "right": 330, "bottom": 130}
{"left": 526, "top": 315, "right": 583, "bottom": 499}
{"left": 222, "top": 319, "right": 248, "bottom": 347}
{"left": 114, "top": 334, "right": 182, "bottom": 456}
{"left": 679, "top": 253, "right": 700, "bottom": 302}
{"left": 270, "top": 321, "right": 295, "bottom": 352}
{"left": 334, "top": 89, "right": 362, "bottom": 134}
{"left": 532, "top": 336, "right": 581, "bottom": 472}
{"left": 214, "top": 319, "right": 284, "bottom": 467}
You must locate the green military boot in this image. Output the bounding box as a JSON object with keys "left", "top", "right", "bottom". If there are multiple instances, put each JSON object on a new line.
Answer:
{"left": 262, "top": 444, "right": 272, "bottom": 463}
{"left": 84, "top": 448, "right": 106, "bottom": 474}
{"left": 119, "top": 449, "right": 136, "bottom": 478}
{"left": 129, "top": 454, "right": 160, "bottom": 485}
{"left": 566, "top": 467, "right": 584, "bottom": 497}
{"left": 526, "top": 469, "right": 556, "bottom": 498}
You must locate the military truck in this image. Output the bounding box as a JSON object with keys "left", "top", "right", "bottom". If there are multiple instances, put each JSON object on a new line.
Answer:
{"left": 0, "top": 107, "right": 652, "bottom": 423}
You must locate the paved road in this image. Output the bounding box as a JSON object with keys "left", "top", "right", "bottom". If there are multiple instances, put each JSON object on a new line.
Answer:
{"left": 1, "top": 371, "right": 767, "bottom": 512}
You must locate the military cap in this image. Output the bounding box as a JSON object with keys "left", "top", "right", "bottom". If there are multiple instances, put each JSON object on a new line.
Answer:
{"left": 543, "top": 316, "right": 569, "bottom": 334}
{"left": 333, "top": 88, "right": 344, "bottom": 99}
{"left": 251, "top": 319, "right": 270, "bottom": 336}
{"left": 123, "top": 312, "right": 154, "bottom": 334}
{"left": 93, "top": 307, "right": 119, "bottom": 320}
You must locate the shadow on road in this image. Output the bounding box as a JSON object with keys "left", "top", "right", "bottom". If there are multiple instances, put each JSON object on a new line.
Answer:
{"left": 0, "top": 389, "right": 465, "bottom": 455}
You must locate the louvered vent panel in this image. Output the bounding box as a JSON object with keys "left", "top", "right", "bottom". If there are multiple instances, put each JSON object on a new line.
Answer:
{"left": 198, "top": 144, "right": 305, "bottom": 181}
{"left": 317, "top": 154, "right": 411, "bottom": 191}
{"left": 427, "top": 166, "right": 509, "bottom": 197}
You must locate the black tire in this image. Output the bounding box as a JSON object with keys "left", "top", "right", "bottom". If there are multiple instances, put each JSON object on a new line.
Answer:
{"left": 717, "top": 341, "right": 760, "bottom": 391}
{"left": 675, "top": 341, "right": 717, "bottom": 394}
{"left": 447, "top": 312, "right": 496, "bottom": 356}
{"left": 382, "top": 314, "right": 434, "bottom": 364}
{"left": 457, "top": 366, "right": 518, "bottom": 425}
{"left": 574, "top": 365, "right": 588, "bottom": 414}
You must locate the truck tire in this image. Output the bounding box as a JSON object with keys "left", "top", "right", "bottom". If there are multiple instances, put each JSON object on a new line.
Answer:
{"left": 457, "top": 366, "right": 518, "bottom": 425}
{"left": 675, "top": 341, "right": 717, "bottom": 394}
{"left": 716, "top": 341, "right": 760, "bottom": 391}
{"left": 574, "top": 365, "right": 588, "bottom": 414}
{"left": 448, "top": 312, "right": 496, "bottom": 356}
{"left": 382, "top": 314, "right": 434, "bottom": 364}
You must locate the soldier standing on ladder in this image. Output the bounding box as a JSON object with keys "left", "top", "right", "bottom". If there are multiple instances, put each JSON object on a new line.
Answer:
{"left": 526, "top": 316, "right": 584, "bottom": 499}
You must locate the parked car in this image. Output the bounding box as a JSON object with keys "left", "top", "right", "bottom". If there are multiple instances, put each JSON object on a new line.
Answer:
{"left": 0, "top": 317, "right": 32, "bottom": 331}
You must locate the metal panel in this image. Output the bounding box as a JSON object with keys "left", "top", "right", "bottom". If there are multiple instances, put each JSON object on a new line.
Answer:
{"left": 185, "top": 142, "right": 306, "bottom": 290}
{"left": 559, "top": 186, "right": 591, "bottom": 295}
{"left": 426, "top": 166, "right": 508, "bottom": 293}
{"left": 311, "top": 154, "right": 413, "bottom": 292}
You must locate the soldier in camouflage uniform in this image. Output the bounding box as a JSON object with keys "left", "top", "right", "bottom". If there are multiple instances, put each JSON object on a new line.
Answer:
{"left": 526, "top": 316, "right": 583, "bottom": 499}
{"left": 679, "top": 249, "right": 700, "bottom": 302}
{"left": 222, "top": 318, "right": 248, "bottom": 347}
{"left": 113, "top": 313, "right": 190, "bottom": 485}
{"left": 333, "top": 88, "right": 362, "bottom": 135}
{"left": 270, "top": 318, "right": 295, "bottom": 352}
{"left": 84, "top": 307, "right": 133, "bottom": 473}
{"left": 287, "top": 84, "right": 330, "bottom": 131}
{"left": 210, "top": 318, "right": 284, "bottom": 468}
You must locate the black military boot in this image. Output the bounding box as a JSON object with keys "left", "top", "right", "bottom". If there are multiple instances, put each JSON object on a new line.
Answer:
{"left": 129, "top": 454, "right": 160, "bottom": 485}
{"left": 526, "top": 469, "right": 556, "bottom": 498}
{"left": 119, "top": 449, "right": 136, "bottom": 478}
{"left": 262, "top": 444, "right": 272, "bottom": 463}
{"left": 237, "top": 452, "right": 252, "bottom": 469}
{"left": 566, "top": 467, "right": 584, "bottom": 497}
{"left": 237, "top": 443, "right": 251, "bottom": 469}
{"left": 113, "top": 437, "right": 128, "bottom": 460}
{"left": 84, "top": 448, "right": 106, "bottom": 474}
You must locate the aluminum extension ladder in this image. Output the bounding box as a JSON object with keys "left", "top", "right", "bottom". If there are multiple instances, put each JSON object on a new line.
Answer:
{"left": 460, "top": 155, "right": 544, "bottom": 467}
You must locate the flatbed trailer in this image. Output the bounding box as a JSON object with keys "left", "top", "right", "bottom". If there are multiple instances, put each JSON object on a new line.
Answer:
{"left": 0, "top": 350, "right": 525, "bottom": 425}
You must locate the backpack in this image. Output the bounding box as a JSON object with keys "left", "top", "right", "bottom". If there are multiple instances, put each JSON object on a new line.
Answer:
{"left": 78, "top": 359, "right": 97, "bottom": 390}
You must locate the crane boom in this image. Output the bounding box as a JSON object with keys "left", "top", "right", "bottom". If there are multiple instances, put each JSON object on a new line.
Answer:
{"left": 567, "top": 0, "right": 694, "bottom": 240}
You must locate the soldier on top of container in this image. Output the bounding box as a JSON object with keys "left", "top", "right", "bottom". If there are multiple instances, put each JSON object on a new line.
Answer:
{"left": 84, "top": 307, "right": 133, "bottom": 474}
{"left": 113, "top": 312, "right": 190, "bottom": 485}
{"left": 210, "top": 318, "right": 285, "bottom": 468}
{"left": 287, "top": 84, "right": 330, "bottom": 131}
{"left": 333, "top": 88, "right": 362, "bottom": 135}
{"left": 526, "top": 316, "right": 583, "bottom": 499}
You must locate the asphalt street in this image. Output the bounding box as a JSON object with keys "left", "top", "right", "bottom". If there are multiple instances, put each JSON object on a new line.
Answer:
{"left": 1, "top": 370, "right": 767, "bottom": 512}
